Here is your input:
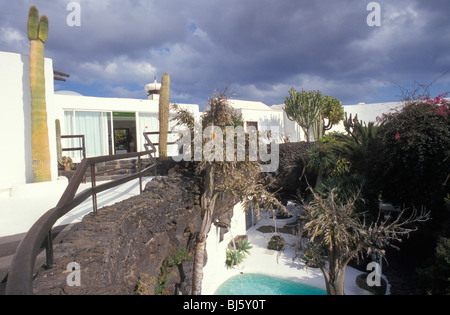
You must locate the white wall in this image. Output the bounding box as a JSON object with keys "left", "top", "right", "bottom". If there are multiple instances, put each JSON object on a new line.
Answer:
{"left": 0, "top": 51, "right": 58, "bottom": 187}
{"left": 331, "top": 102, "right": 404, "bottom": 133}
{"left": 55, "top": 93, "right": 200, "bottom": 158}
{"left": 269, "top": 104, "right": 307, "bottom": 142}
{"left": 202, "top": 203, "right": 248, "bottom": 293}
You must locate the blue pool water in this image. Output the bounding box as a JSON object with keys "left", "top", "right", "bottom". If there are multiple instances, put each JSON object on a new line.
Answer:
{"left": 214, "top": 273, "right": 327, "bottom": 295}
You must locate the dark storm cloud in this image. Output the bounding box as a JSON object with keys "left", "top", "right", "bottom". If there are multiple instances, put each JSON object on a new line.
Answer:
{"left": 1, "top": 0, "right": 449, "bottom": 106}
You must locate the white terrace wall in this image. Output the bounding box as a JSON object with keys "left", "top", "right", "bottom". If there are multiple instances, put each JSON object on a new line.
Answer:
{"left": 0, "top": 51, "right": 59, "bottom": 189}
{"left": 201, "top": 202, "right": 248, "bottom": 294}
{"left": 331, "top": 102, "right": 405, "bottom": 133}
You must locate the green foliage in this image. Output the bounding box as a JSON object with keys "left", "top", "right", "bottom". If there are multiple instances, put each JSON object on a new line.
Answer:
{"left": 268, "top": 235, "right": 286, "bottom": 251}
{"left": 305, "top": 143, "right": 338, "bottom": 178}
{"left": 156, "top": 261, "right": 170, "bottom": 295}
{"left": 168, "top": 248, "right": 192, "bottom": 266}
{"left": 226, "top": 249, "right": 244, "bottom": 268}
{"left": 284, "top": 89, "right": 343, "bottom": 141}
{"left": 417, "top": 237, "right": 450, "bottom": 295}
{"left": 284, "top": 88, "right": 323, "bottom": 142}
{"left": 373, "top": 99, "right": 450, "bottom": 210}
{"left": 329, "top": 113, "right": 378, "bottom": 175}
{"left": 226, "top": 239, "right": 252, "bottom": 268}
{"left": 236, "top": 239, "right": 253, "bottom": 256}
{"left": 315, "top": 174, "right": 366, "bottom": 202}
{"left": 322, "top": 96, "right": 345, "bottom": 131}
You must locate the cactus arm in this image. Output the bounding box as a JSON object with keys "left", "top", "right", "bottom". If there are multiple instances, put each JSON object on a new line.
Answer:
{"left": 38, "top": 15, "right": 49, "bottom": 43}
{"left": 27, "top": 6, "right": 39, "bottom": 40}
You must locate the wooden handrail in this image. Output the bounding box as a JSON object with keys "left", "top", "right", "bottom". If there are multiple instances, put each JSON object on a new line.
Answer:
{"left": 61, "top": 135, "right": 86, "bottom": 160}
{"left": 5, "top": 149, "right": 156, "bottom": 295}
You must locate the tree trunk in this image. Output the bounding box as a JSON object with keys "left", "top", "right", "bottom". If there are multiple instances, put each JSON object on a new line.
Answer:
{"left": 303, "top": 127, "right": 310, "bottom": 143}
{"left": 191, "top": 235, "right": 207, "bottom": 295}
{"left": 321, "top": 265, "right": 347, "bottom": 295}
{"left": 191, "top": 164, "right": 217, "bottom": 295}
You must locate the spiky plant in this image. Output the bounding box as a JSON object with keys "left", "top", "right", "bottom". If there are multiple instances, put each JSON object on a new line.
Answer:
{"left": 28, "top": 6, "right": 51, "bottom": 182}
{"left": 158, "top": 73, "right": 170, "bottom": 159}
{"left": 55, "top": 119, "right": 63, "bottom": 165}
{"left": 284, "top": 88, "right": 323, "bottom": 142}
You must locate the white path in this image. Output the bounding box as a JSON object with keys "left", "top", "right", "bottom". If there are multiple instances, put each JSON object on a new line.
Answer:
{"left": 0, "top": 177, "right": 154, "bottom": 238}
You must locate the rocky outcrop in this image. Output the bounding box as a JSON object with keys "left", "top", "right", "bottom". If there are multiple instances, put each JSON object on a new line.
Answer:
{"left": 32, "top": 162, "right": 202, "bottom": 295}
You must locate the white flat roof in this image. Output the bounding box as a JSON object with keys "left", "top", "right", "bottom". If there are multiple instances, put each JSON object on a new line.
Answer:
{"left": 228, "top": 99, "right": 275, "bottom": 111}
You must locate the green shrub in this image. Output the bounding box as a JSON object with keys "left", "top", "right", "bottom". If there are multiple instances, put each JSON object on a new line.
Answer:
{"left": 373, "top": 98, "right": 450, "bottom": 211}
{"left": 225, "top": 239, "right": 253, "bottom": 268}
{"left": 226, "top": 250, "right": 243, "bottom": 268}
{"left": 417, "top": 237, "right": 450, "bottom": 295}
{"left": 268, "top": 235, "right": 286, "bottom": 251}
{"left": 236, "top": 239, "right": 253, "bottom": 256}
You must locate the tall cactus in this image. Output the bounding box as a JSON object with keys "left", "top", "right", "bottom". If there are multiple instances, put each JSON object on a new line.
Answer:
{"left": 28, "top": 6, "right": 51, "bottom": 182}
{"left": 55, "top": 119, "right": 62, "bottom": 164}
{"left": 158, "top": 73, "right": 170, "bottom": 159}
{"left": 56, "top": 119, "right": 73, "bottom": 171}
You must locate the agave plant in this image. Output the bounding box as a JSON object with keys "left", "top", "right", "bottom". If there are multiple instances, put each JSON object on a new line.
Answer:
{"left": 236, "top": 239, "right": 253, "bottom": 256}
{"left": 226, "top": 249, "right": 243, "bottom": 268}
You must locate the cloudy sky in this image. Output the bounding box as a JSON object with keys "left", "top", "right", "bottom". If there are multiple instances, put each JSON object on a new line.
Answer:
{"left": 1, "top": 0, "right": 450, "bottom": 109}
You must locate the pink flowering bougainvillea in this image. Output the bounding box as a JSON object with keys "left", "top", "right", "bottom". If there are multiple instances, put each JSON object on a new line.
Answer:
{"left": 372, "top": 93, "right": 450, "bottom": 209}
{"left": 421, "top": 93, "right": 450, "bottom": 117}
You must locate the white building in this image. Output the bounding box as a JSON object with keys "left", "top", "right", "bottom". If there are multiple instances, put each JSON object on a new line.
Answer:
{"left": 0, "top": 49, "right": 405, "bottom": 198}
{"left": 55, "top": 91, "right": 199, "bottom": 162}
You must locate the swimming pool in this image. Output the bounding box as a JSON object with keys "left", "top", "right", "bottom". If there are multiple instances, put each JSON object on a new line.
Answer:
{"left": 214, "top": 273, "right": 327, "bottom": 295}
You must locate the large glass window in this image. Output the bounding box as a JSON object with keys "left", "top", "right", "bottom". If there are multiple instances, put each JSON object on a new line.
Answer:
{"left": 137, "top": 113, "right": 179, "bottom": 156}
{"left": 138, "top": 113, "right": 159, "bottom": 152}
{"left": 63, "top": 111, "right": 111, "bottom": 159}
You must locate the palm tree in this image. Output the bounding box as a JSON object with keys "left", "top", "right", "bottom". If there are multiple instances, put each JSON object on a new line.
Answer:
{"left": 305, "top": 143, "right": 338, "bottom": 187}
{"left": 330, "top": 113, "right": 378, "bottom": 174}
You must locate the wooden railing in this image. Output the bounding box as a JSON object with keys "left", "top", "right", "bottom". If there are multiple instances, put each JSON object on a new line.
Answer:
{"left": 5, "top": 147, "right": 157, "bottom": 295}
{"left": 61, "top": 135, "right": 87, "bottom": 160}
